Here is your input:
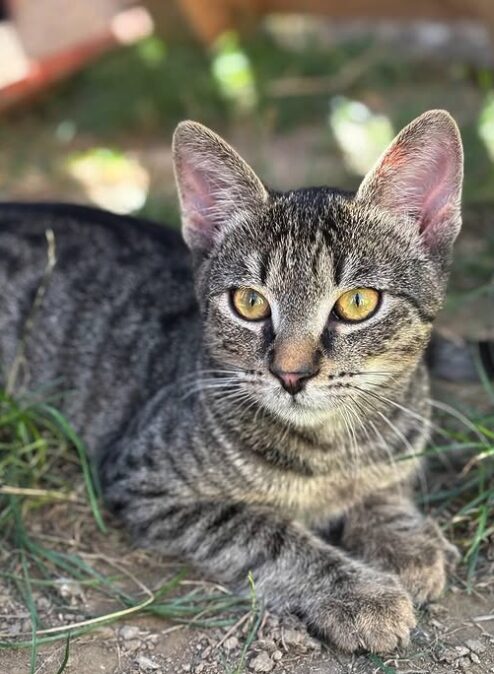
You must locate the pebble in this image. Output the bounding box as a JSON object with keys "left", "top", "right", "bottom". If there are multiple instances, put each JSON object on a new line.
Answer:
{"left": 440, "top": 648, "right": 461, "bottom": 664}
{"left": 136, "top": 654, "right": 160, "bottom": 671}
{"left": 56, "top": 579, "right": 84, "bottom": 604}
{"left": 8, "top": 622, "right": 22, "bottom": 635}
{"left": 282, "top": 629, "right": 304, "bottom": 647}
{"left": 284, "top": 629, "right": 321, "bottom": 653}
{"left": 430, "top": 619, "right": 446, "bottom": 631}
{"left": 125, "top": 639, "right": 141, "bottom": 653}
{"left": 459, "top": 656, "right": 472, "bottom": 670}
{"left": 36, "top": 596, "right": 51, "bottom": 611}
{"left": 254, "top": 639, "right": 277, "bottom": 653}
{"left": 466, "top": 638, "right": 486, "bottom": 654}
{"left": 456, "top": 646, "right": 471, "bottom": 658}
{"left": 223, "top": 636, "right": 240, "bottom": 651}
{"left": 194, "top": 665, "right": 205, "bottom": 674}
{"left": 120, "top": 625, "right": 140, "bottom": 641}
{"left": 470, "top": 653, "right": 481, "bottom": 664}
{"left": 96, "top": 627, "right": 114, "bottom": 640}
{"left": 249, "top": 651, "right": 274, "bottom": 672}
{"left": 272, "top": 650, "right": 283, "bottom": 661}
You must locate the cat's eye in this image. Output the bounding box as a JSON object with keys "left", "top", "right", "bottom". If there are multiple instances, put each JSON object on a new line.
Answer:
{"left": 334, "top": 288, "right": 380, "bottom": 322}
{"left": 231, "top": 288, "right": 271, "bottom": 321}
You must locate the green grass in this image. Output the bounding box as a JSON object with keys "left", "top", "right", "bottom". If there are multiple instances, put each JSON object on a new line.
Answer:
{"left": 0, "top": 388, "right": 102, "bottom": 530}
{"left": 421, "top": 403, "right": 494, "bottom": 586}
{"left": 234, "top": 573, "right": 263, "bottom": 674}
{"left": 0, "top": 388, "right": 252, "bottom": 672}
{"left": 367, "top": 654, "right": 398, "bottom": 674}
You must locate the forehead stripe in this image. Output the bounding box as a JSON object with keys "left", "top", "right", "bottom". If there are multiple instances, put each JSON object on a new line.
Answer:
{"left": 259, "top": 249, "right": 270, "bottom": 285}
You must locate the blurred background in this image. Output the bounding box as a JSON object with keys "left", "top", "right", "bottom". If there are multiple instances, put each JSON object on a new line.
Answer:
{"left": 0, "top": 0, "right": 493, "bottom": 341}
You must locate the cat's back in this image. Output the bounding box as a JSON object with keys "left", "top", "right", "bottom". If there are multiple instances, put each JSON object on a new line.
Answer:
{"left": 0, "top": 203, "right": 199, "bottom": 448}
{"left": 0, "top": 201, "right": 188, "bottom": 264}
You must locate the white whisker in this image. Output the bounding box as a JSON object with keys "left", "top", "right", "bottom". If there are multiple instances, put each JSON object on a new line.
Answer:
{"left": 376, "top": 410, "right": 428, "bottom": 499}
{"left": 428, "top": 398, "right": 490, "bottom": 449}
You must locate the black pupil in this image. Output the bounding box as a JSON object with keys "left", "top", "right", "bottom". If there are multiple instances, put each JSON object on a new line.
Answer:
{"left": 248, "top": 292, "right": 258, "bottom": 307}
{"left": 354, "top": 293, "right": 362, "bottom": 307}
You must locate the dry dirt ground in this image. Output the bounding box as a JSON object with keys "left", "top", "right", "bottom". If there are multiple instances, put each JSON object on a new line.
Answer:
{"left": 0, "top": 497, "right": 493, "bottom": 674}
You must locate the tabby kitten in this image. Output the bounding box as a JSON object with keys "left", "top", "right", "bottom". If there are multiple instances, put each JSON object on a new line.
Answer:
{"left": 0, "top": 110, "right": 462, "bottom": 653}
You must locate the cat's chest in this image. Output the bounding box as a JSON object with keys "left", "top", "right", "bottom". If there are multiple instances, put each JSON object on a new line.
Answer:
{"left": 256, "top": 458, "right": 417, "bottom": 527}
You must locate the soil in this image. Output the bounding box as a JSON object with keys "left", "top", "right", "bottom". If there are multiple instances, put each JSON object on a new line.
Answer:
{"left": 1, "top": 503, "right": 493, "bottom": 674}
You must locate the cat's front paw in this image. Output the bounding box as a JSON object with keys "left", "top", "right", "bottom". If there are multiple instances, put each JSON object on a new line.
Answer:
{"left": 306, "top": 569, "right": 416, "bottom": 653}
{"left": 391, "top": 521, "right": 460, "bottom": 604}
{"left": 343, "top": 513, "right": 459, "bottom": 605}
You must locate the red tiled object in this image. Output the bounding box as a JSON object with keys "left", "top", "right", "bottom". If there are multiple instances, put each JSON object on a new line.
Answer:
{"left": 0, "top": 30, "right": 118, "bottom": 111}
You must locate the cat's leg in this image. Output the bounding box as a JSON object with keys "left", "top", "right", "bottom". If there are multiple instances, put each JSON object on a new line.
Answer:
{"left": 107, "top": 490, "right": 415, "bottom": 653}
{"left": 341, "top": 490, "right": 459, "bottom": 604}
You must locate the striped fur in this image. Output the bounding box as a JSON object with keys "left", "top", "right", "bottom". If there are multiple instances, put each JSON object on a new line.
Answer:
{"left": 0, "top": 111, "right": 463, "bottom": 653}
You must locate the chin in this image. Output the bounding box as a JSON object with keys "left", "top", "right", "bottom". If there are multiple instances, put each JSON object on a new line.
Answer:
{"left": 260, "top": 388, "right": 340, "bottom": 428}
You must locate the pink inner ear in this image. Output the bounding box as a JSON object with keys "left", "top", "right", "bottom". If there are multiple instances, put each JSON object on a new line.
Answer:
{"left": 375, "top": 137, "right": 460, "bottom": 237}
{"left": 418, "top": 148, "right": 457, "bottom": 232}
{"left": 181, "top": 164, "right": 218, "bottom": 242}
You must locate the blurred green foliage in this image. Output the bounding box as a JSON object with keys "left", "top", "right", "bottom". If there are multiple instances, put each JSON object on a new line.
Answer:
{"left": 2, "top": 31, "right": 494, "bottom": 219}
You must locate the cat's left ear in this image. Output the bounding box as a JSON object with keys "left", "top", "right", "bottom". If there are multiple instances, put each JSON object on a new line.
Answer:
{"left": 173, "top": 121, "right": 268, "bottom": 254}
{"left": 356, "top": 109, "right": 463, "bottom": 252}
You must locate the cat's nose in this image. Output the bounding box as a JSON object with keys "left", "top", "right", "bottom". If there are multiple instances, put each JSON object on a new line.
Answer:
{"left": 269, "top": 366, "right": 318, "bottom": 395}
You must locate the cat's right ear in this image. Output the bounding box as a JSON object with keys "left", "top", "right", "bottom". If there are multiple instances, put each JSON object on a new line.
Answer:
{"left": 173, "top": 121, "right": 268, "bottom": 253}
{"left": 356, "top": 110, "right": 463, "bottom": 254}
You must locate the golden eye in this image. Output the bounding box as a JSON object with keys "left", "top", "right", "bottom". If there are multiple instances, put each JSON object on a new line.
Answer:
{"left": 231, "top": 288, "right": 271, "bottom": 321}
{"left": 334, "top": 288, "right": 380, "bottom": 322}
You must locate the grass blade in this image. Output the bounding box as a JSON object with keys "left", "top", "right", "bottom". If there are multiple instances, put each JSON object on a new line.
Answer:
{"left": 35, "top": 404, "right": 106, "bottom": 532}
{"left": 55, "top": 634, "right": 71, "bottom": 674}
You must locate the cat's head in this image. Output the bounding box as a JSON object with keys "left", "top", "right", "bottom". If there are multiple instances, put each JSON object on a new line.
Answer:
{"left": 173, "top": 111, "right": 463, "bottom": 427}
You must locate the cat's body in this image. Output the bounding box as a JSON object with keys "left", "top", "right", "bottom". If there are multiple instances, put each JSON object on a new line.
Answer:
{"left": 0, "top": 111, "right": 463, "bottom": 652}
{"left": 1, "top": 200, "right": 425, "bottom": 516}
{"left": 0, "top": 203, "right": 198, "bottom": 450}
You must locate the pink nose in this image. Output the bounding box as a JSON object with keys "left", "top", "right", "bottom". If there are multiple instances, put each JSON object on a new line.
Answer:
{"left": 269, "top": 366, "right": 318, "bottom": 395}
{"left": 280, "top": 372, "right": 303, "bottom": 391}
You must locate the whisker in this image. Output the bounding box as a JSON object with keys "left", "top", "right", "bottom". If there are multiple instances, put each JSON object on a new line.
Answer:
{"left": 338, "top": 401, "right": 360, "bottom": 478}
{"left": 346, "top": 392, "right": 402, "bottom": 489}
{"left": 428, "top": 398, "right": 490, "bottom": 449}
{"left": 349, "top": 384, "right": 440, "bottom": 436}
{"left": 376, "top": 409, "right": 428, "bottom": 499}
{"left": 179, "top": 367, "right": 254, "bottom": 383}
{"left": 209, "top": 389, "right": 255, "bottom": 410}
{"left": 180, "top": 381, "right": 246, "bottom": 401}
{"left": 343, "top": 382, "right": 443, "bottom": 495}
{"left": 346, "top": 382, "right": 483, "bottom": 487}
{"left": 352, "top": 370, "right": 397, "bottom": 378}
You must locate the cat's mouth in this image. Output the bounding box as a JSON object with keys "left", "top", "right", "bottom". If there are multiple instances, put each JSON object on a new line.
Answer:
{"left": 258, "top": 383, "right": 344, "bottom": 427}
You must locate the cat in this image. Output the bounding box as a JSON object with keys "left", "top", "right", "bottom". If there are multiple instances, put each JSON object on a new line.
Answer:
{"left": 0, "top": 109, "right": 463, "bottom": 653}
